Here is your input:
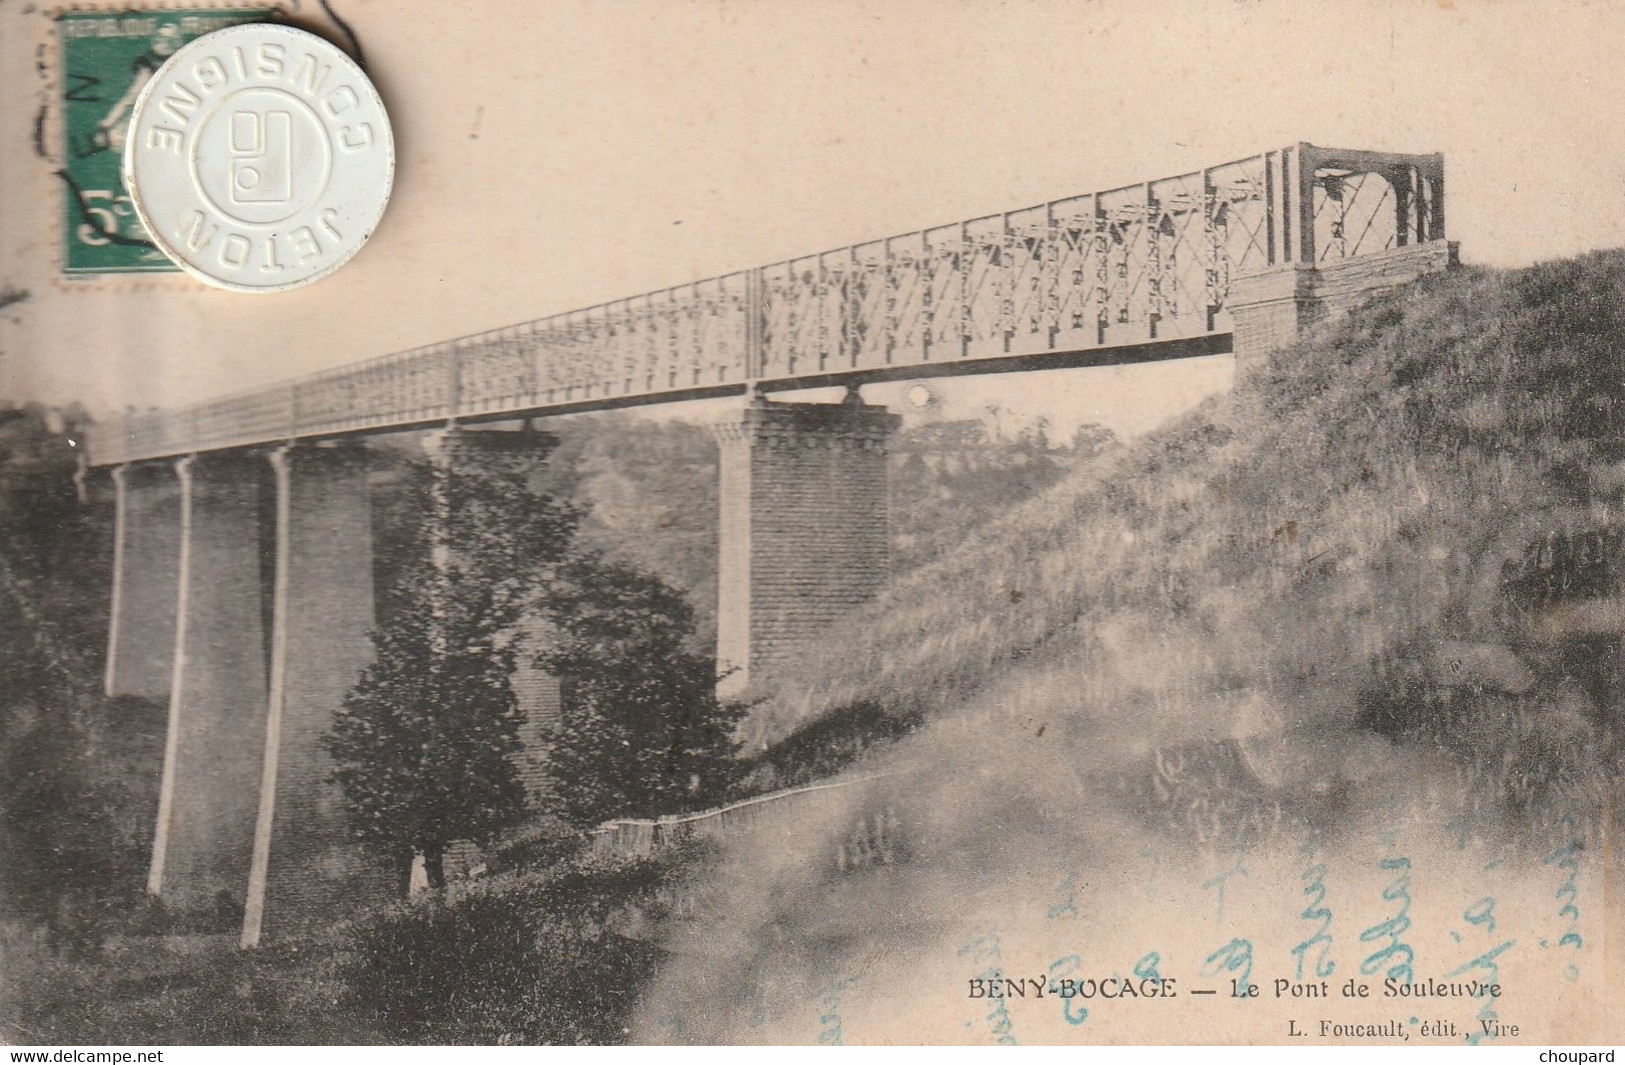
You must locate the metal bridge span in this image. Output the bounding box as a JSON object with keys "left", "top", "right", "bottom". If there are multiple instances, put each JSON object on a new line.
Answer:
{"left": 89, "top": 143, "right": 1444, "bottom": 466}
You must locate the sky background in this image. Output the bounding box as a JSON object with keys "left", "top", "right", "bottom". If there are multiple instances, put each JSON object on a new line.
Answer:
{"left": 4, "top": 0, "right": 1624, "bottom": 440}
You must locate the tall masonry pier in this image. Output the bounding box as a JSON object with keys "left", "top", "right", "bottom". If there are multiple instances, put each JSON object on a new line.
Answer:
{"left": 714, "top": 391, "right": 902, "bottom": 694}
{"left": 147, "top": 454, "right": 267, "bottom": 912}
{"left": 86, "top": 143, "right": 1453, "bottom": 944}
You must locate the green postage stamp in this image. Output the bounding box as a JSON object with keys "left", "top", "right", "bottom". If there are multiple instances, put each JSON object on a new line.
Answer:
{"left": 56, "top": 8, "right": 273, "bottom": 276}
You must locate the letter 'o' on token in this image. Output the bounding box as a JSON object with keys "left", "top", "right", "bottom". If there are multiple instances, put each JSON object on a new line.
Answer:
{"left": 122, "top": 23, "right": 394, "bottom": 293}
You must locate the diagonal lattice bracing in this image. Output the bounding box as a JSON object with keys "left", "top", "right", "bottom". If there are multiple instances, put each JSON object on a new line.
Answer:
{"left": 91, "top": 143, "right": 1444, "bottom": 466}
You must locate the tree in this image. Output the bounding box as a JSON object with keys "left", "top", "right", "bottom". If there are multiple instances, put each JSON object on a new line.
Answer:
{"left": 0, "top": 403, "right": 161, "bottom": 946}
{"left": 530, "top": 414, "right": 721, "bottom": 651}
{"left": 536, "top": 555, "right": 743, "bottom": 828}
{"left": 325, "top": 441, "right": 579, "bottom": 894}
{"left": 1069, "top": 422, "right": 1118, "bottom": 460}
{"left": 328, "top": 429, "right": 746, "bottom": 884}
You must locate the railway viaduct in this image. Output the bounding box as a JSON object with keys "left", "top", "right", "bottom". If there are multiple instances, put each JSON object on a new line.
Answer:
{"left": 85, "top": 143, "right": 1453, "bottom": 946}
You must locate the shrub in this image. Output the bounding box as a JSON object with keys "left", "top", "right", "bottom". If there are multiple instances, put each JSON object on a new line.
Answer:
{"left": 339, "top": 852, "right": 692, "bottom": 1044}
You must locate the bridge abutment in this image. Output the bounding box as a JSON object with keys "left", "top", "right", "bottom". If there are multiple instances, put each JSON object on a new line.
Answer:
{"left": 1228, "top": 240, "right": 1458, "bottom": 371}
{"left": 242, "top": 444, "right": 391, "bottom": 947}
{"left": 105, "top": 463, "right": 183, "bottom": 702}
{"left": 149, "top": 453, "right": 269, "bottom": 913}
{"left": 713, "top": 390, "right": 900, "bottom": 695}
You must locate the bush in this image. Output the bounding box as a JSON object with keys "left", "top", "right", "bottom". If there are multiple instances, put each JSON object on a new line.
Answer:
{"left": 0, "top": 694, "right": 163, "bottom": 949}
{"left": 539, "top": 557, "right": 745, "bottom": 827}
{"left": 339, "top": 852, "right": 690, "bottom": 1044}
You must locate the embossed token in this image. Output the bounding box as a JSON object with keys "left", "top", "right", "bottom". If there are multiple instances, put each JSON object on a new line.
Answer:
{"left": 122, "top": 23, "right": 394, "bottom": 293}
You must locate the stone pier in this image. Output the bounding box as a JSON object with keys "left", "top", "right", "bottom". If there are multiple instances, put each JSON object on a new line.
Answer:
{"left": 105, "top": 463, "right": 183, "bottom": 702}
{"left": 148, "top": 454, "right": 269, "bottom": 910}
{"left": 713, "top": 390, "right": 900, "bottom": 695}
{"left": 242, "top": 445, "right": 390, "bottom": 947}
{"left": 421, "top": 427, "right": 565, "bottom": 811}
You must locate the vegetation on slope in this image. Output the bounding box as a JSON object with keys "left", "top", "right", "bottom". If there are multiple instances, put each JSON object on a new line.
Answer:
{"left": 1, "top": 844, "right": 706, "bottom": 1044}
{"left": 0, "top": 405, "right": 162, "bottom": 949}
{"left": 746, "top": 251, "right": 1625, "bottom": 840}
{"left": 626, "top": 250, "right": 1625, "bottom": 1043}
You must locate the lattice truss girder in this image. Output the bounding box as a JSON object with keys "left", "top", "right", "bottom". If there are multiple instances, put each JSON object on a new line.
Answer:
{"left": 755, "top": 158, "right": 1276, "bottom": 375}
{"left": 98, "top": 146, "right": 1444, "bottom": 464}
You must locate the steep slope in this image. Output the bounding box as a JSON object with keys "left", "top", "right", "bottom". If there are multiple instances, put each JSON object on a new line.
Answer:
{"left": 628, "top": 251, "right": 1624, "bottom": 1043}
{"left": 747, "top": 250, "right": 1625, "bottom": 814}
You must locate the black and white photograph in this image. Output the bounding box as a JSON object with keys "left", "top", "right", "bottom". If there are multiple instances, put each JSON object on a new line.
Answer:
{"left": 1, "top": 0, "right": 1621, "bottom": 1048}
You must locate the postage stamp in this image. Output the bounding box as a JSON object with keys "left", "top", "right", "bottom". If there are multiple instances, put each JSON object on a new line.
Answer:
{"left": 55, "top": 8, "right": 275, "bottom": 276}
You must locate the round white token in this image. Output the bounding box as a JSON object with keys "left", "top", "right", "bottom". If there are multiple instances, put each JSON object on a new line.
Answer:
{"left": 123, "top": 23, "right": 394, "bottom": 293}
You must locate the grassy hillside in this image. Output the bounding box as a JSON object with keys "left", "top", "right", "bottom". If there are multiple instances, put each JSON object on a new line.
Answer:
{"left": 626, "top": 250, "right": 1625, "bottom": 1043}
{"left": 527, "top": 411, "right": 1110, "bottom": 655}
{"left": 744, "top": 250, "right": 1625, "bottom": 835}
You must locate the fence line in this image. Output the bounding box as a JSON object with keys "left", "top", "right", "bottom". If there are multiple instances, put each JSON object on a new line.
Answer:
{"left": 587, "top": 773, "right": 896, "bottom": 863}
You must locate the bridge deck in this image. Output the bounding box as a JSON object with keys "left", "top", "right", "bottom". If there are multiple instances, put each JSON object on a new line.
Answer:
{"left": 89, "top": 143, "right": 1443, "bottom": 466}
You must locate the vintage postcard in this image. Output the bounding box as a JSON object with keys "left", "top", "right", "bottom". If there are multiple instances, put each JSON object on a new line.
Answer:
{"left": 1, "top": 0, "right": 1620, "bottom": 1049}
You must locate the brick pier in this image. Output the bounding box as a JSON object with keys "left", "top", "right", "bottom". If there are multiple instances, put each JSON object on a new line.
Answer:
{"left": 713, "top": 391, "right": 900, "bottom": 695}
{"left": 149, "top": 454, "right": 268, "bottom": 910}
{"left": 104, "top": 463, "right": 182, "bottom": 702}
{"left": 242, "top": 444, "right": 391, "bottom": 947}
